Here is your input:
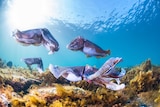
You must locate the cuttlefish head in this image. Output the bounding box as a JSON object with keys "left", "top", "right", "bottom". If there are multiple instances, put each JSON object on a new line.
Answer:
{"left": 40, "top": 28, "right": 59, "bottom": 54}
{"left": 66, "top": 36, "right": 85, "bottom": 51}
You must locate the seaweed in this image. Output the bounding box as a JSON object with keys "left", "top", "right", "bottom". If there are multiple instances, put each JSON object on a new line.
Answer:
{"left": 0, "top": 58, "right": 160, "bottom": 106}
{"left": 130, "top": 70, "right": 155, "bottom": 93}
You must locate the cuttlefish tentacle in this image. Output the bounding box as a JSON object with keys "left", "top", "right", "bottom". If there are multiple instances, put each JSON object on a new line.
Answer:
{"left": 40, "top": 28, "right": 59, "bottom": 54}
{"left": 102, "top": 68, "right": 126, "bottom": 84}
{"left": 86, "top": 57, "right": 122, "bottom": 80}
{"left": 90, "top": 68, "right": 126, "bottom": 90}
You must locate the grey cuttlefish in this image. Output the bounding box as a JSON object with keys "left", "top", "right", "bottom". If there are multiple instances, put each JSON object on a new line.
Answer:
{"left": 22, "top": 57, "right": 44, "bottom": 73}
{"left": 12, "top": 28, "right": 59, "bottom": 55}
{"left": 66, "top": 36, "right": 110, "bottom": 58}
{"left": 49, "top": 57, "right": 126, "bottom": 91}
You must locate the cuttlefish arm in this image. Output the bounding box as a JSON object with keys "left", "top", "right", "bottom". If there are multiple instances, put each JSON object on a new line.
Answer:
{"left": 86, "top": 57, "right": 122, "bottom": 80}
{"left": 90, "top": 72, "right": 125, "bottom": 91}
{"left": 98, "top": 67, "right": 126, "bottom": 84}
{"left": 101, "top": 77, "right": 125, "bottom": 90}
{"left": 22, "top": 58, "right": 44, "bottom": 73}
{"left": 40, "top": 28, "right": 59, "bottom": 55}
{"left": 85, "top": 67, "right": 126, "bottom": 90}
{"left": 12, "top": 29, "right": 43, "bottom": 46}
{"left": 90, "top": 77, "right": 125, "bottom": 91}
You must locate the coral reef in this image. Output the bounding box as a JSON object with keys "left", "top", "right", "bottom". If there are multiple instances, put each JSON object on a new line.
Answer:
{"left": 0, "top": 67, "right": 41, "bottom": 93}
{"left": 0, "top": 58, "right": 159, "bottom": 107}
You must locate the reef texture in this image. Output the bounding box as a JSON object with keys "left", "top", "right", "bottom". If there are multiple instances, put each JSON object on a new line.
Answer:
{"left": 0, "top": 59, "right": 160, "bottom": 107}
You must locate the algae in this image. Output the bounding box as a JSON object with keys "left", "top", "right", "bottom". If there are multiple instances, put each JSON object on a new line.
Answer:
{"left": 0, "top": 58, "right": 159, "bottom": 107}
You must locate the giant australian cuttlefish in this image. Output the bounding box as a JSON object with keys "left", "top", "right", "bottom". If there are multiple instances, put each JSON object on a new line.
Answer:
{"left": 22, "top": 57, "right": 44, "bottom": 73}
{"left": 12, "top": 28, "right": 59, "bottom": 55}
{"left": 49, "top": 57, "right": 126, "bottom": 91}
{"left": 67, "top": 36, "right": 110, "bottom": 58}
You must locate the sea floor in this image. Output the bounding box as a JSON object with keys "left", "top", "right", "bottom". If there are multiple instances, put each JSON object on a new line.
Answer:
{"left": 0, "top": 58, "right": 160, "bottom": 107}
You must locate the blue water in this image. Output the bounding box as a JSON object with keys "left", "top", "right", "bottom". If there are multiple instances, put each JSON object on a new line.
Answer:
{"left": 0, "top": 0, "right": 160, "bottom": 69}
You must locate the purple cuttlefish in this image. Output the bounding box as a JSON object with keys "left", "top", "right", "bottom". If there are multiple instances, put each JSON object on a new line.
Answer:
{"left": 67, "top": 36, "right": 110, "bottom": 58}
{"left": 22, "top": 57, "right": 44, "bottom": 73}
{"left": 12, "top": 28, "right": 59, "bottom": 55}
{"left": 49, "top": 57, "right": 126, "bottom": 91}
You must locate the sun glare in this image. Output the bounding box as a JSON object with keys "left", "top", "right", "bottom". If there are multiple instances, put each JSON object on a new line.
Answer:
{"left": 7, "top": 0, "right": 53, "bottom": 29}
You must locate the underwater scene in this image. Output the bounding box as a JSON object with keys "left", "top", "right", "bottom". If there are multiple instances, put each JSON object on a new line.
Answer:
{"left": 0, "top": 0, "right": 160, "bottom": 107}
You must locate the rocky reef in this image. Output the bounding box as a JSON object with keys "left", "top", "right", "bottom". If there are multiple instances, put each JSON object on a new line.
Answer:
{"left": 0, "top": 59, "right": 160, "bottom": 107}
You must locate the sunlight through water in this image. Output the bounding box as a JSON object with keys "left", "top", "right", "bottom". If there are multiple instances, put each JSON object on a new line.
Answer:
{"left": 6, "top": 0, "right": 53, "bottom": 29}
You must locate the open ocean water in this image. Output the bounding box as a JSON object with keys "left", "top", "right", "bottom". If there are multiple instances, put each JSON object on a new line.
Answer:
{"left": 0, "top": 0, "right": 160, "bottom": 69}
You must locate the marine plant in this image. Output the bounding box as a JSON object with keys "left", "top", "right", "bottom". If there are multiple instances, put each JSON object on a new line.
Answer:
{"left": 0, "top": 58, "right": 159, "bottom": 106}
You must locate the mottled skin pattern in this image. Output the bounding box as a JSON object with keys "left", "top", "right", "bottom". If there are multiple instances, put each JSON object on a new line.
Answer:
{"left": 22, "top": 58, "right": 43, "bottom": 73}
{"left": 67, "top": 36, "right": 110, "bottom": 58}
{"left": 12, "top": 28, "right": 59, "bottom": 54}
{"left": 49, "top": 57, "right": 126, "bottom": 90}
{"left": 86, "top": 57, "right": 122, "bottom": 80}
{"left": 49, "top": 65, "right": 97, "bottom": 82}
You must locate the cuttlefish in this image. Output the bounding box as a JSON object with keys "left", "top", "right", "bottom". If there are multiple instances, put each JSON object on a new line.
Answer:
{"left": 22, "top": 57, "right": 44, "bottom": 73}
{"left": 12, "top": 28, "right": 59, "bottom": 55}
{"left": 49, "top": 65, "right": 98, "bottom": 82}
{"left": 67, "top": 36, "right": 110, "bottom": 58}
{"left": 49, "top": 57, "right": 126, "bottom": 91}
